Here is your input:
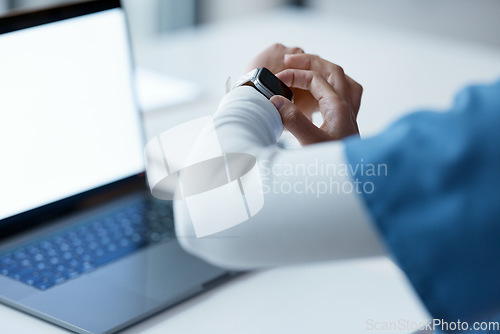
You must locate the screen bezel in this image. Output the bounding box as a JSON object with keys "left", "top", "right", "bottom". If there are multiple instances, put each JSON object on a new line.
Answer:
{"left": 258, "top": 67, "right": 294, "bottom": 101}
{"left": 0, "top": 0, "right": 148, "bottom": 240}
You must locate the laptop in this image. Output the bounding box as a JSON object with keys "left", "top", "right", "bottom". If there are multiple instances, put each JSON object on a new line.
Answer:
{"left": 0, "top": 1, "right": 232, "bottom": 333}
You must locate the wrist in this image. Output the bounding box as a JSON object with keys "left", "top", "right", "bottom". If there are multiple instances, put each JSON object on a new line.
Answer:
{"left": 217, "top": 86, "right": 283, "bottom": 145}
{"left": 233, "top": 67, "right": 293, "bottom": 101}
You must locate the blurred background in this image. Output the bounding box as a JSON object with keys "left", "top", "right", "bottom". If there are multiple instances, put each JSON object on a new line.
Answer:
{"left": 1, "top": 0, "right": 500, "bottom": 48}
{"left": 2, "top": 0, "right": 500, "bottom": 138}
{"left": 3, "top": 0, "right": 499, "bottom": 140}
{"left": 1, "top": 2, "right": 500, "bottom": 332}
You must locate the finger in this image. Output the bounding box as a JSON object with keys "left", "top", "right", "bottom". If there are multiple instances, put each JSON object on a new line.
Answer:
{"left": 285, "top": 54, "right": 363, "bottom": 118}
{"left": 270, "top": 95, "right": 328, "bottom": 146}
{"left": 277, "top": 69, "right": 357, "bottom": 138}
{"left": 284, "top": 46, "right": 304, "bottom": 54}
{"left": 276, "top": 68, "right": 345, "bottom": 119}
{"left": 284, "top": 53, "right": 351, "bottom": 103}
{"left": 345, "top": 74, "right": 363, "bottom": 117}
{"left": 270, "top": 43, "right": 285, "bottom": 50}
{"left": 268, "top": 43, "right": 303, "bottom": 56}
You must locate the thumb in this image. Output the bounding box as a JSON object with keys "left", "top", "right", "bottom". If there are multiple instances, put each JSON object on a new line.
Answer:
{"left": 270, "top": 95, "right": 327, "bottom": 146}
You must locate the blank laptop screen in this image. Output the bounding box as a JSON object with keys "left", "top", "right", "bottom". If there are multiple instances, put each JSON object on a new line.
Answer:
{"left": 0, "top": 7, "right": 145, "bottom": 220}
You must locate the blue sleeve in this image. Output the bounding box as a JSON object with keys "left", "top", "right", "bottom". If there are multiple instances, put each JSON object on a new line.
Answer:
{"left": 344, "top": 80, "right": 500, "bottom": 330}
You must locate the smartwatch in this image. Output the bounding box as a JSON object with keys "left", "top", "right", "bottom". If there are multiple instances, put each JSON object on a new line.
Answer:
{"left": 234, "top": 67, "right": 293, "bottom": 101}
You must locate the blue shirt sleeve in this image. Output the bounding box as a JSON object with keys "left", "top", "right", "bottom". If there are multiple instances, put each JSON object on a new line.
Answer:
{"left": 344, "top": 80, "right": 500, "bottom": 330}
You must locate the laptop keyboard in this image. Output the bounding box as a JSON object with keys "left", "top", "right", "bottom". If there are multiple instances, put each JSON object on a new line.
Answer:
{"left": 0, "top": 197, "right": 175, "bottom": 291}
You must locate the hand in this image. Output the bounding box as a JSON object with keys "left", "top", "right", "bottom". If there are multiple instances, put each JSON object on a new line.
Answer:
{"left": 270, "top": 54, "right": 363, "bottom": 145}
{"left": 243, "top": 43, "right": 304, "bottom": 74}
{"left": 243, "top": 43, "right": 317, "bottom": 119}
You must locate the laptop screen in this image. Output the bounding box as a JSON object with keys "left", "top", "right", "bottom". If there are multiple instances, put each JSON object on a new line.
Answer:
{"left": 0, "top": 4, "right": 145, "bottom": 221}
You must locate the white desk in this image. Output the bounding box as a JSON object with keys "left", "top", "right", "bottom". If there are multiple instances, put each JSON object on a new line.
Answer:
{"left": 3, "top": 7, "right": 500, "bottom": 334}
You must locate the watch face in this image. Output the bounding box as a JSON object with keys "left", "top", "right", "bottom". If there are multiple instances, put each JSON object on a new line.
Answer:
{"left": 258, "top": 67, "right": 293, "bottom": 101}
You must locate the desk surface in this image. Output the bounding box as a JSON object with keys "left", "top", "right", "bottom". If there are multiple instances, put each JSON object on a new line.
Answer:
{"left": 3, "top": 7, "right": 500, "bottom": 334}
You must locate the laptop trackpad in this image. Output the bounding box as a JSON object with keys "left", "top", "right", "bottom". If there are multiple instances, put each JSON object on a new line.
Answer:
{"left": 19, "top": 240, "right": 225, "bottom": 333}
{"left": 94, "top": 239, "right": 226, "bottom": 301}
{"left": 20, "top": 276, "right": 159, "bottom": 333}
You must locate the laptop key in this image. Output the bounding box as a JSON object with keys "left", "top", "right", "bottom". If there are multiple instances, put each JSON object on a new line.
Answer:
{"left": 0, "top": 198, "right": 174, "bottom": 290}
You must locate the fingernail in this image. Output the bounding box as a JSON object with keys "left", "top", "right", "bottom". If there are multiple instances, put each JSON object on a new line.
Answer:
{"left": 270, "top": 96, "right": 285, "bottom": 111}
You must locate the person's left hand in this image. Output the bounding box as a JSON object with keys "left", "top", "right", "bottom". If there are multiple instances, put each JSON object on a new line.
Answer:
{"left": 242, "top": 43, "right": 304, "bottom": 74}
{"left": 243, "top": 43, "right": 318, "bottom": 119}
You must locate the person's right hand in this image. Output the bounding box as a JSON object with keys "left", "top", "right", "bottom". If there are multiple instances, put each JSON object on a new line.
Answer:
{"left": 270, "top": 54, "right": 363, "bottom": 145}
{"left": 243, "top": 43, "right": 319, "bottom": 119}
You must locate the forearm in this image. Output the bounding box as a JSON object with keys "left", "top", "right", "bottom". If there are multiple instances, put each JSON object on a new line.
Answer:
{"left": 174, "top": 86, "right": 386, "bottom": 269}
